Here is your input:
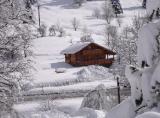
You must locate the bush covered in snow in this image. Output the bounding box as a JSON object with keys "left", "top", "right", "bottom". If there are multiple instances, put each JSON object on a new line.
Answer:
{"left": 80, "top": 34, "right": 94, "bottom": 42}
{"left": 37, "top": 24, "right": 47, "bottom": 37}
{"left": 81, "top": 84, "right": 117, "bottom": 111}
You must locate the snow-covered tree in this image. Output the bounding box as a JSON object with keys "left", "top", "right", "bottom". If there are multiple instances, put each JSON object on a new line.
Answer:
{"left": 106, "top": 1, "right": 160, "bottom": 118}
{"left": 80, "top": 26, "right": 93, "bottom": 42}
{"left": 102, "top": 0, "right": 115, "bottom": 24}
{"left": 71, "top": 17, "right": 80, "bottom": 31}
{"left": 56, "top": 22, "right": 65, "bottom": 37}
{"left": 0, "top": 0, "right": 33, "bottom": 116}
{"left": 142, "top": 0, "right": 147, "bottom": 8}
{"left": 116, "top": 17, "right": 122, "bottom": 27}
{"left": 80, "top": 34, "right": 94, "bottom": 42}
{"left": 58, "top": 27, "right": 65, "bottom": 37}
{"left": 111, "top": 0, "right": 123, "bottom": 17}
{"left": 105, "top": 25, "right": 118, "bottom": 50}
{"left": 111, "top": 14, "right": 147, "bottom": 77}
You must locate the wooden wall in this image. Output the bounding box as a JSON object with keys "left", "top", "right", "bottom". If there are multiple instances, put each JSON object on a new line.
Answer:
{"left": 65, "top": 43, "right": 115, "bottom": 66}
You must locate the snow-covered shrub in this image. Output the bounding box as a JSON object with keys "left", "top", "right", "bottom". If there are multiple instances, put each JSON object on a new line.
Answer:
{"left": 56, "top": 23, "right": 65, "bottom": 37}
{"left": 37, "top": 24, "right": 47, "bottom": 37}
{"left": 81, "top": 84, "right": 117, "bottom": 111}
{"left": 80, "top": 34, "right": 94, "bottom": 42}
{"left": 49, "top": 25, "right": 56, "bottom": 36}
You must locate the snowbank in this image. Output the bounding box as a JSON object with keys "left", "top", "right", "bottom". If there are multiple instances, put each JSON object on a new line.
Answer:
{"left": 13, "top": 102, "right": 71, "bottom": 118}
{"left": 77, "top": 65, "right": 113, "bottom": 81}
{"left": 136, "top": 112, "right": 160, "bottom": 118}
{"left": 74, "top": 107, "right": 105, "bottom": 118}
{"left": 106, "top": 97, "right": 136, "bottom": 118}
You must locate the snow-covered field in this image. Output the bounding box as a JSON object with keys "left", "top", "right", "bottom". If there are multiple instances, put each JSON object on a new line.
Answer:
{"left": 14, "top": 0, "right": 146, "bottom": 117}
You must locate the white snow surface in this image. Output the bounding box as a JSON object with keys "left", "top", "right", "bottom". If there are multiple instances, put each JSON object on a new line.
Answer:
{"left": 106, "top": 97, "right": 136, "bottom": 118}
{"left": 136, "top": 112, "right": 160, "bottom": 118}
{"left": 146, "top": 0, "right": 160, "bottom": 15}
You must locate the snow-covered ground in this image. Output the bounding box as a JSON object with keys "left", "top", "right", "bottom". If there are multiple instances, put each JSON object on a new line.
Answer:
{"left": 14, "top": 0, "right": 146, "bottom": 117}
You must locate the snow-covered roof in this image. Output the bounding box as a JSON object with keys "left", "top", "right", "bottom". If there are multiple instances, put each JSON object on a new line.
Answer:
{"left": 61, "top": 42, "right": 91, "bottom": 54}
{"left": 61, "top": 42, "right": 116, "bottom": 55}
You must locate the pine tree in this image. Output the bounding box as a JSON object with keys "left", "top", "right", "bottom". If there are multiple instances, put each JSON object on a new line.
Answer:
{"left": 111, "top": 0, "right": 123, "bottom": 16}
{"left": 142, "top": 0, "right": 147, "bottom": 8}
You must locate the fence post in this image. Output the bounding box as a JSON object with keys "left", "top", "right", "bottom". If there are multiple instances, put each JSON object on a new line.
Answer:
{"left": 117, "top": 76, "right": 121, "bottom": 104}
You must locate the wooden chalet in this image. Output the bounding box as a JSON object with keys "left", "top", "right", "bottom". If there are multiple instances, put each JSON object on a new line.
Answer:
{"left": 61, "top": 42, "right": 116, "bottom": 67}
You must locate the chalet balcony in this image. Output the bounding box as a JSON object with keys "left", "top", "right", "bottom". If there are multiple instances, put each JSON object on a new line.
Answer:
{"left": 76, "top": 58, "right": 114, "bottom": 66}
